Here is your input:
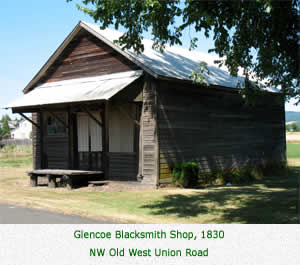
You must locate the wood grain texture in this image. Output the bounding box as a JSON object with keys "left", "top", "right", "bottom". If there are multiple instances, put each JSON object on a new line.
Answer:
{"left": 108, "top": 152, "right": 137, "bottom": 180}
{"left": 43, "top": 135, "right": 69, "bottom": 169}
{"left": 78, "top": 151, "right": 102, "bottom": 170}
{"left": 32, "top": 113, "right": 41, "bottom": 169}
{"left": 40, "top": 29, "right": 139, "bottom": 83}
{"left": 140, "top": 77, "right": 159, "bottom": 186}
{"left": 157, "top": 80, "right": 286, "bottom": 181}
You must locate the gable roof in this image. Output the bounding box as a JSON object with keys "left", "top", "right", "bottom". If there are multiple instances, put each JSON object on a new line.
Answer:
{"left": 24, "top": 21, "right": 278, "bottom": 94}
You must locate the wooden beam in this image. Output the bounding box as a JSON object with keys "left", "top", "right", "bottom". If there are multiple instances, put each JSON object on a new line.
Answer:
{"left": 43, "top": 109, "right": 69, "bottom": 128}
{"left": 40, "top": 112, "right": 44, "bottom": 169}
{"left": 153, "top": 80, "right": 160, "bottom": 187}
{"left": 103, "top": 101, "right": 110, "bottom": 179}
{"left": 47, "top": 175, "right": 56, "bottom": 189}
{"left": 81, "top": 105, "right": 103, "bottom": 127}
{"left": 29, "top": 174, "right": 38, "bottom": 187}
{"left": 116, "top": 105, "right": 140, "bottom": 126}
{"left": 68, "top": 107, "right": 73, "bottom": 169}
{"left": 18, "top": 113, "right": 40, "bottom": 129}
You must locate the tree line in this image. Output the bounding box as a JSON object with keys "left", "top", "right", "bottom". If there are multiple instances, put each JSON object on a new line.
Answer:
{"left": 286, "top": 123, "right": 300, "bottom": 132}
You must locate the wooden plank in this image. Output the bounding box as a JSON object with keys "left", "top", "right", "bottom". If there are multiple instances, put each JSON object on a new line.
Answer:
{"left": 156, "top": 79, "right": 286, "bottom": 179}
{"left": 18, "top": 113, "right": 40, "bottom": 128}
{"left": 88, "top": 180, "right": 110, "bottom": 185}
{"left": 103, "top": 101, "right": 110, "bottom": 179}
{"left": 81, "top": 105, "right": 103, "bottom": 127}
{"left": 40, "top": 112, "right": 44, "bottom": 169}
{"left": 68, "top": 108, "right": 73, "bottom": 169}
{"left": 32, "top": 113, "right": 41, "bottom": 169}
{"left": 108, "top": 152, "right": 138, "bottom": 180}
{"left": 29, "top": 174, "right": 38, "bottom": 187}
{"left": 139, "top": 76, "right": 159, "bottom": 186}
{"left": 43, "top": 30, "right": 138, "bottom": 83}
{"left": 47, "top": 175, "right": 57, "bottom": 188}
{"left": 28, "top": 169, "right": 104, "bottom": 175}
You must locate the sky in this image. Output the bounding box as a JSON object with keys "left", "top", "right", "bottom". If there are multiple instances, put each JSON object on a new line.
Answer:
{"left": 0, "top": 0, "right": 299, "bottom": 119}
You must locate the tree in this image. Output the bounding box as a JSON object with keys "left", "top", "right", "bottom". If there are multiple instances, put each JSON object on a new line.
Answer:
{"left": 286, "top": 122, "right": 300, "bottom": 132}
{"left": 1, "top": 114, "right": 11, "bottom": 122}
{"left": 67, "top": 0, "right": 299, "bottom": 103}
{"left": 0, "top": 119, "right": 10, "bottom": 137}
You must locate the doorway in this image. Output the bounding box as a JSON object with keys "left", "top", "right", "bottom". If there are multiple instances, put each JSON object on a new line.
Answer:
{"left": 77, "top": 112, "right": 102, "bottom": 170}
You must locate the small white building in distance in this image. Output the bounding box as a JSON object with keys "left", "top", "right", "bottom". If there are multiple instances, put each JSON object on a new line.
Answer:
{"left": 10, "top": 120, "right": 32, "bottom": 139}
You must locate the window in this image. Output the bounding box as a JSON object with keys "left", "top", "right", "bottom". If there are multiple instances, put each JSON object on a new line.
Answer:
{"left": 46, "top": 113, "right": 67, "bottom": 135}
{"left": 77, "top": 112, "right": 102, "bottom": 152}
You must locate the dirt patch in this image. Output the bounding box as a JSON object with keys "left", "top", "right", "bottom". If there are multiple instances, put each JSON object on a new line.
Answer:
{"left": 286, "top": 132, "right": 300, "bottom": 143}
{"left": 15, "top": 176, "right": 155, "bottom": 192}
{"left": 76, "top": 182, "right": 155, "bottom": 192}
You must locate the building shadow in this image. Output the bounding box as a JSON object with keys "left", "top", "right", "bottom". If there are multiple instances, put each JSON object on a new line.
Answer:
{"left": 141, "top": 167, "right": 300, "bottom": 223}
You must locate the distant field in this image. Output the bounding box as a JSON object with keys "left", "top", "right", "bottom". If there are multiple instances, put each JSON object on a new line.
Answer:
{"left": 0, "top": 145, "right": 32, "bottom": 168}
{"left": 286, "top": 132, "right": 300, "bottom": 143}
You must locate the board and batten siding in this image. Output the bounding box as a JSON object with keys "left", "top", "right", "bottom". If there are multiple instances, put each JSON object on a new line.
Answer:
{"left": 157, "top": 80, "right": 286, "bottom": 182}
{"left": 139, "top": 77, "right": 159, "bottom": 186}
{"left": 43, "top": 135, "right": 69, "bottom": 169}
{"left": 40, "top": 29, "right": 139, "bottom": 84}
{"left": 32, "top": 112, "right": 42, "bottom": 169}
{"left": 41, "top": 111, "right": 69, "bottom": 169}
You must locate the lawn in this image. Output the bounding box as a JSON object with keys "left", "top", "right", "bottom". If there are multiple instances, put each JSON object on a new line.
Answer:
{"left": 286, "top": 143, "right": 300, "bottom": 159}
{"left": 0, "top": 145, "right": 32, "bottom": 168}
{"left": 0, "top": 144, "right": 298, "bottom": 223}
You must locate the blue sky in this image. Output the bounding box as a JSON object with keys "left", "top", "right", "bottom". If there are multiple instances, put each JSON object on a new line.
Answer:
{"left": 0, "top": 0, "right": 299, "bottom": 119}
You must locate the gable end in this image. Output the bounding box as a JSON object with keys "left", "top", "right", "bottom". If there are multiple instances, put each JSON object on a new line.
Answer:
{"left": 36, "top": 29, "right": 140, "bottom": 86}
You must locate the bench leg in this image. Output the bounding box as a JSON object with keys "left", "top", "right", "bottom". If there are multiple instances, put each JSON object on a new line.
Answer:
{"left": 30, "top": 174, "right": 38, "bottom": 187}
{"left": 48, "top": 175, "right": 56, "bottom": 188}
{"left": 66, "top": 176, "right": 73, "bottom": 190}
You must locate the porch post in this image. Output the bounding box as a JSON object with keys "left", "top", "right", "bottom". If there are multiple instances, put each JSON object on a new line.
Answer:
{"left": 103, "top": 101, "right": 110, "bottom": 179}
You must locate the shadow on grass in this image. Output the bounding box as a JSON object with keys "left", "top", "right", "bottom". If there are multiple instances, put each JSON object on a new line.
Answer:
{"left": 141, "top": 167, "right": 300, "bottom": 223}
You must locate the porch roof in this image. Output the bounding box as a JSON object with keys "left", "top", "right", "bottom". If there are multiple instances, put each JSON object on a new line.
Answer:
{"left": 4, "top": 70, "right": 142, "bottom": 111}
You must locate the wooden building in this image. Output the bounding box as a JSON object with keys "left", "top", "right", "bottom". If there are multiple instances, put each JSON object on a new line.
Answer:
{"left": 6, "top": 21, "right": 286, "bottom": 186}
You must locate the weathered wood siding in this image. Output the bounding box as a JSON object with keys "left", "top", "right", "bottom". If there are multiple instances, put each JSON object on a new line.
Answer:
{"left": 78, "top": 152, "right": 102, "bottom": 170}
{"left": 32, "top": 113, "right": 41, "bottom": 169}
{"left": 42, "top": 111, "right": 69, "bottom": 169}
{"left": 139, "top": 78, "right": 159, "bottom": 185}
{"left": 108, "top": 152, "right": 137, "bottom": 180}
{"left": 157, "top": 80, "right": 286, "bottom": 181}
{"left": 41, "top": 29, "right": 139, "bottom": 83}
{"left": 43, "top": 135, "right": 69, "bottom": 169}
{"left": 109, "top": 104, "right": 135, "bottom": 152}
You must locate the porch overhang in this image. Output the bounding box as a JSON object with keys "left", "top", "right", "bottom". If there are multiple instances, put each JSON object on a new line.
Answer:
{"left": 4, "top": 70, "right": 143, "bottom": 112}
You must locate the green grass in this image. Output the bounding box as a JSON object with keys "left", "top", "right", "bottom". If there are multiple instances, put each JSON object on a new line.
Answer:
{"left": 0, "top": 143, "right": 298, "bottom": 223}
{"left": 287, "top": 143, "right": 300, "bottom": 159}
{"left": 0, "top": 163, "right": 298, "bottom": 223}
{"left": 0, "top": 156, "right": 32, "bottom": 168}
{"left": 0, "top": 145, "right": 32, "bottom": 168}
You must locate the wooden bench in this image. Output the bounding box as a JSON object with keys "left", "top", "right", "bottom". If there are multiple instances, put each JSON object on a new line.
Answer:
{"left": 28, "top": 169, "right": 104, "bottom": 189}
